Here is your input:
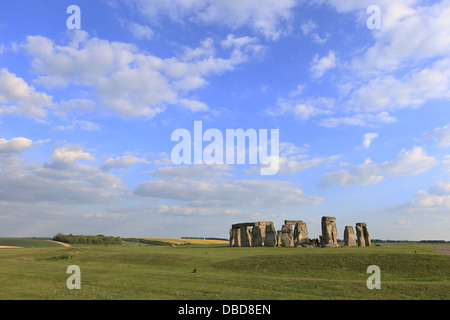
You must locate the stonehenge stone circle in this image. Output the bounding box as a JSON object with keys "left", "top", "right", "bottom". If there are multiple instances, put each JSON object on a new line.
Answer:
{"left": 356, "top": 222, "right": 371, "bottom": 246}
{"left": 280, "top": 224, "right": 294, "bottom": 247}
{"left": 294, "top": 221, "right": 311, "bottom": 247}
{"left": 230, "top": 222, "right": 277, "bottom": 247}
{"left": 229, "top": 217, "right": 371, "bottom": 248}
{"left": 343, "top": 226, "right": 356, "bottom": 247}
{"left": 321, "top": 216, "right": 339, "bottom": 247}
{"left": 264, "top": 223, "right": 277, "bottom": 247}
{"left": 355, "top": 224, "right": 365, "bottom": 246}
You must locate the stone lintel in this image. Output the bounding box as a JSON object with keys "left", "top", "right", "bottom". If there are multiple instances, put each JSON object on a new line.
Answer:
{"left": 284, "top": 220, "right": 303, "bottom": 225}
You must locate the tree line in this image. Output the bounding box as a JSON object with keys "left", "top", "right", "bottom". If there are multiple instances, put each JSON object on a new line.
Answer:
{"left": 53, "top": 233, "right": 122, "bottom": 244}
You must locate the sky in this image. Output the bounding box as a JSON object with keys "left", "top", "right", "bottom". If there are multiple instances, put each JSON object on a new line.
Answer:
{"left": 0, "top": 0, "right": 449, "bottom": 241}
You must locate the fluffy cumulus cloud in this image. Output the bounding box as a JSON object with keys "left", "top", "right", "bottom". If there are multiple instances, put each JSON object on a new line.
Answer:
{"left": 265, "top": 96, "right": 334, "bottom": 120}
{"left": 343, "top": 1, "right": 450, "bottom": 114}
{"left": 101, "top": 154, "right": 150, "bottom": 172}
{"left": 23, "top": 31, "right": 263, "bottom": 118}
{"left": 422, "top": 124, "right": 450, "bottom": 147}
{"left": 320, "top": 146, "right": 436, "bottom": 187}
{"left": 0, "top": 68, "right": 52, "bottom": 118}
{"left": 267, "top": 1, "right": 450, "bottom": 127}
{"left": 393, "top": 180, "right": 450, "bottom": 216}
{"left": 310, "top": 50, "right": 337, "bottom": 79}
{"left": 0, "top": 137, "right": 33, "bottom": 153}
{"left": 123, "top": 0, "right": 297, "bottom": 40}
{"left": 135, "top": 162, "right": 323, "bottom": 209}
{"left": 362, "top": 133, "right": 378, "bottom": 149}
{"left": 347, "top": 58, "right": 450, "bottom": 113}
{"left": 46, "top": 144, "right": 95, "bottom": 168}
{"left": 0, "top": 140, "right": 129, "bottom": 208}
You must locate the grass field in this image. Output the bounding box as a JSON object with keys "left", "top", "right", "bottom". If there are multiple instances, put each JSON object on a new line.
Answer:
{"left": 0, "top": 238, "right": 449, "bottom": 300}
{"left": 0, "top": 237, "right": 63, "bottom": 248}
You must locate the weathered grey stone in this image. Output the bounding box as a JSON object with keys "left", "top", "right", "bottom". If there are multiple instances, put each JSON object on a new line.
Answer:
{"left": 239, "top": 226, "right": 252, "bottom": 247}
{"left": 280, "top": 224, "right": 294, "bottom": 247}
{"left": 230, "top": 221, "right": 278, "bottom": 247}
{"left": 229, "top": 229, "right": 234, "bottom": 247}
{"left": 356, "top": 222, "right": 371, "bottom": 246}
{"left": 234, "top": 227, "right": 241, "bottom": 247}
{"left": 276, "top": 230, "right": 282, "bottom": 247}
{"left": 343, "top": 226, "right": 356, "bottom": 247}
{"left": 264, "top": 223, "right": 277, "bottom": 247}
{"left": 321, "top": 216, "right": 339, "bottom": 247}
{"left": 284, "top": 220, "right": 303, "bottom": 226}
{"left": 251, "top": 225, "right": 263, "bottom": 247}
{"left": 294, "top": 221, "right": 311, "bottom": 247}
{"left": 355, "top": 225, "right": 365, "bottom": 247}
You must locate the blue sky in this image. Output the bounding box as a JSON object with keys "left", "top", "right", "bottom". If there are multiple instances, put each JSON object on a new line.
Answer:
{"left": 0, "top": 0, "right": 449, "bottom": 240}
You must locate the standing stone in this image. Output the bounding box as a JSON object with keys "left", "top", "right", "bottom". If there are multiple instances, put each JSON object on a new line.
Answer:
{"left": 321, "top": 216, "right": 338, "bottom": 247}
{"left": 356, "top": 222, "right": 371, "bottom": 246}
{"left": 280, "top": 224, "right": 294, "bottom": 247}
{"left": 233, "top": 227, "right": 241, "bottom": 247}
{"left": 343, "top": 226, "right": 356, "bottom": 247}
{"left": 264, "top": 223, "right": 277, "bottom": 247}
{"left": 229, "top": 228, "right": 234, "bottom": 247}
{"left": 240, "top": 226, "right": 252, "bottom": 247}
{"left": 294, "top": 221, "right": 311, "bottom": 247}
{"left": 251, "top": 225, "right": 263, "bottom": 247}
{"left": 355, "top": 224, "right": 365, "bottom": 247}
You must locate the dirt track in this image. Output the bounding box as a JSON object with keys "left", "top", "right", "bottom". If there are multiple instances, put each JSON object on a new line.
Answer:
{"left": 435, "top": 246, "right": 450, "bottom": 255}
{"left": 46, "top": 240, "right": 72, "bottom": 247}
{"left": 0, "top": 246, "right": 23, "bottom": 248}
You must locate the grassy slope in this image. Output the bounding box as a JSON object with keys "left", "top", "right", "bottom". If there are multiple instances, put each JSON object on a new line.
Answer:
{"left": 0, "top": 237, "right": 62, "bottom": 248}
{"left": 0, "top": 240, "right": 449, "bottom": 300}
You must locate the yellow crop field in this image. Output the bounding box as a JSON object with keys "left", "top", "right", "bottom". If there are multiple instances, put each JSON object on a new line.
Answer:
{"left": 179, "top": 238, "right": 229, "bottom": 245}
{"left": 142, "top": 238, "right": 229, "bottom": 245}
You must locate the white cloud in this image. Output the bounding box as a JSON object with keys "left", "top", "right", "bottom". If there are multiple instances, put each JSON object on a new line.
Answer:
{"left": 0, "top": 153, "right": 123, "bottom": 204}
{"left": 422, "top": 124, "right": 450, "bottom": 147}
{"left": 349, "top": 0, "right": 450, "bottom": 73}
{"left": 347, "top": 58, "right": 450, "bottom": 113}
{"left": 125, "top": 0, "right": 297, "bottom": 40}
{"left": 51, "top": 120, "right": 101, "bottom": 132}
{"left": 362, "top": 133, "right": 378, "bottom": 149}
{"left": 319, "top": 111, "right": 396, "bottom": 127}
{"left": 0, "top": 68, "right": 52, "bottom": 118}
{"left": 320, "top": 158, "right": 383, "bottom": 187}
{"left": 428, "top": 181, "right": 450, "bottom": 196}
{"left": 266, "top": 96, "right": 333, "bottom": 120}
{"left": 0, "top": 137, "right": 33, "bottom": 153}
{"left": 379, "top": 147, "right": 437, "bottom": 177}
{"left": 46, "top": 144, "right": 95, "bottom": 169}
{"left": 24, "top": 31, "right": 263, "bottom": 118}
{"left": 393, "top": 189, "right": 450, "bottom": 216}
{"left": 135, "top": 178, "right": 323, "bottom": 207}
{"left": 311, "top": 32, "right": 330, "bottom": 45}
{"left": 301, "top": 20, "right": 317, "bottom": 35}
{"left": 320, "top": 146, "right": 436, "bottom": 187}
{"left": 101, "top": 154, "right": 149, "bottom": 172}
{"left": 310, "top": 50, "right": 337, "bottom": 79}
{"left": 246, "top": 142, "right": 340, "bottom": 175}
{"left": 122, "top": 20, "right": 154, "bottom": 40}
{"left": 52, "top": 99, "right": 96, "bottom": 118}
{"left": 305, "top": 1, "right": 450, "bottom": 127}
{"left": 151, "top": 164, "right": 233, "bottom": 179}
